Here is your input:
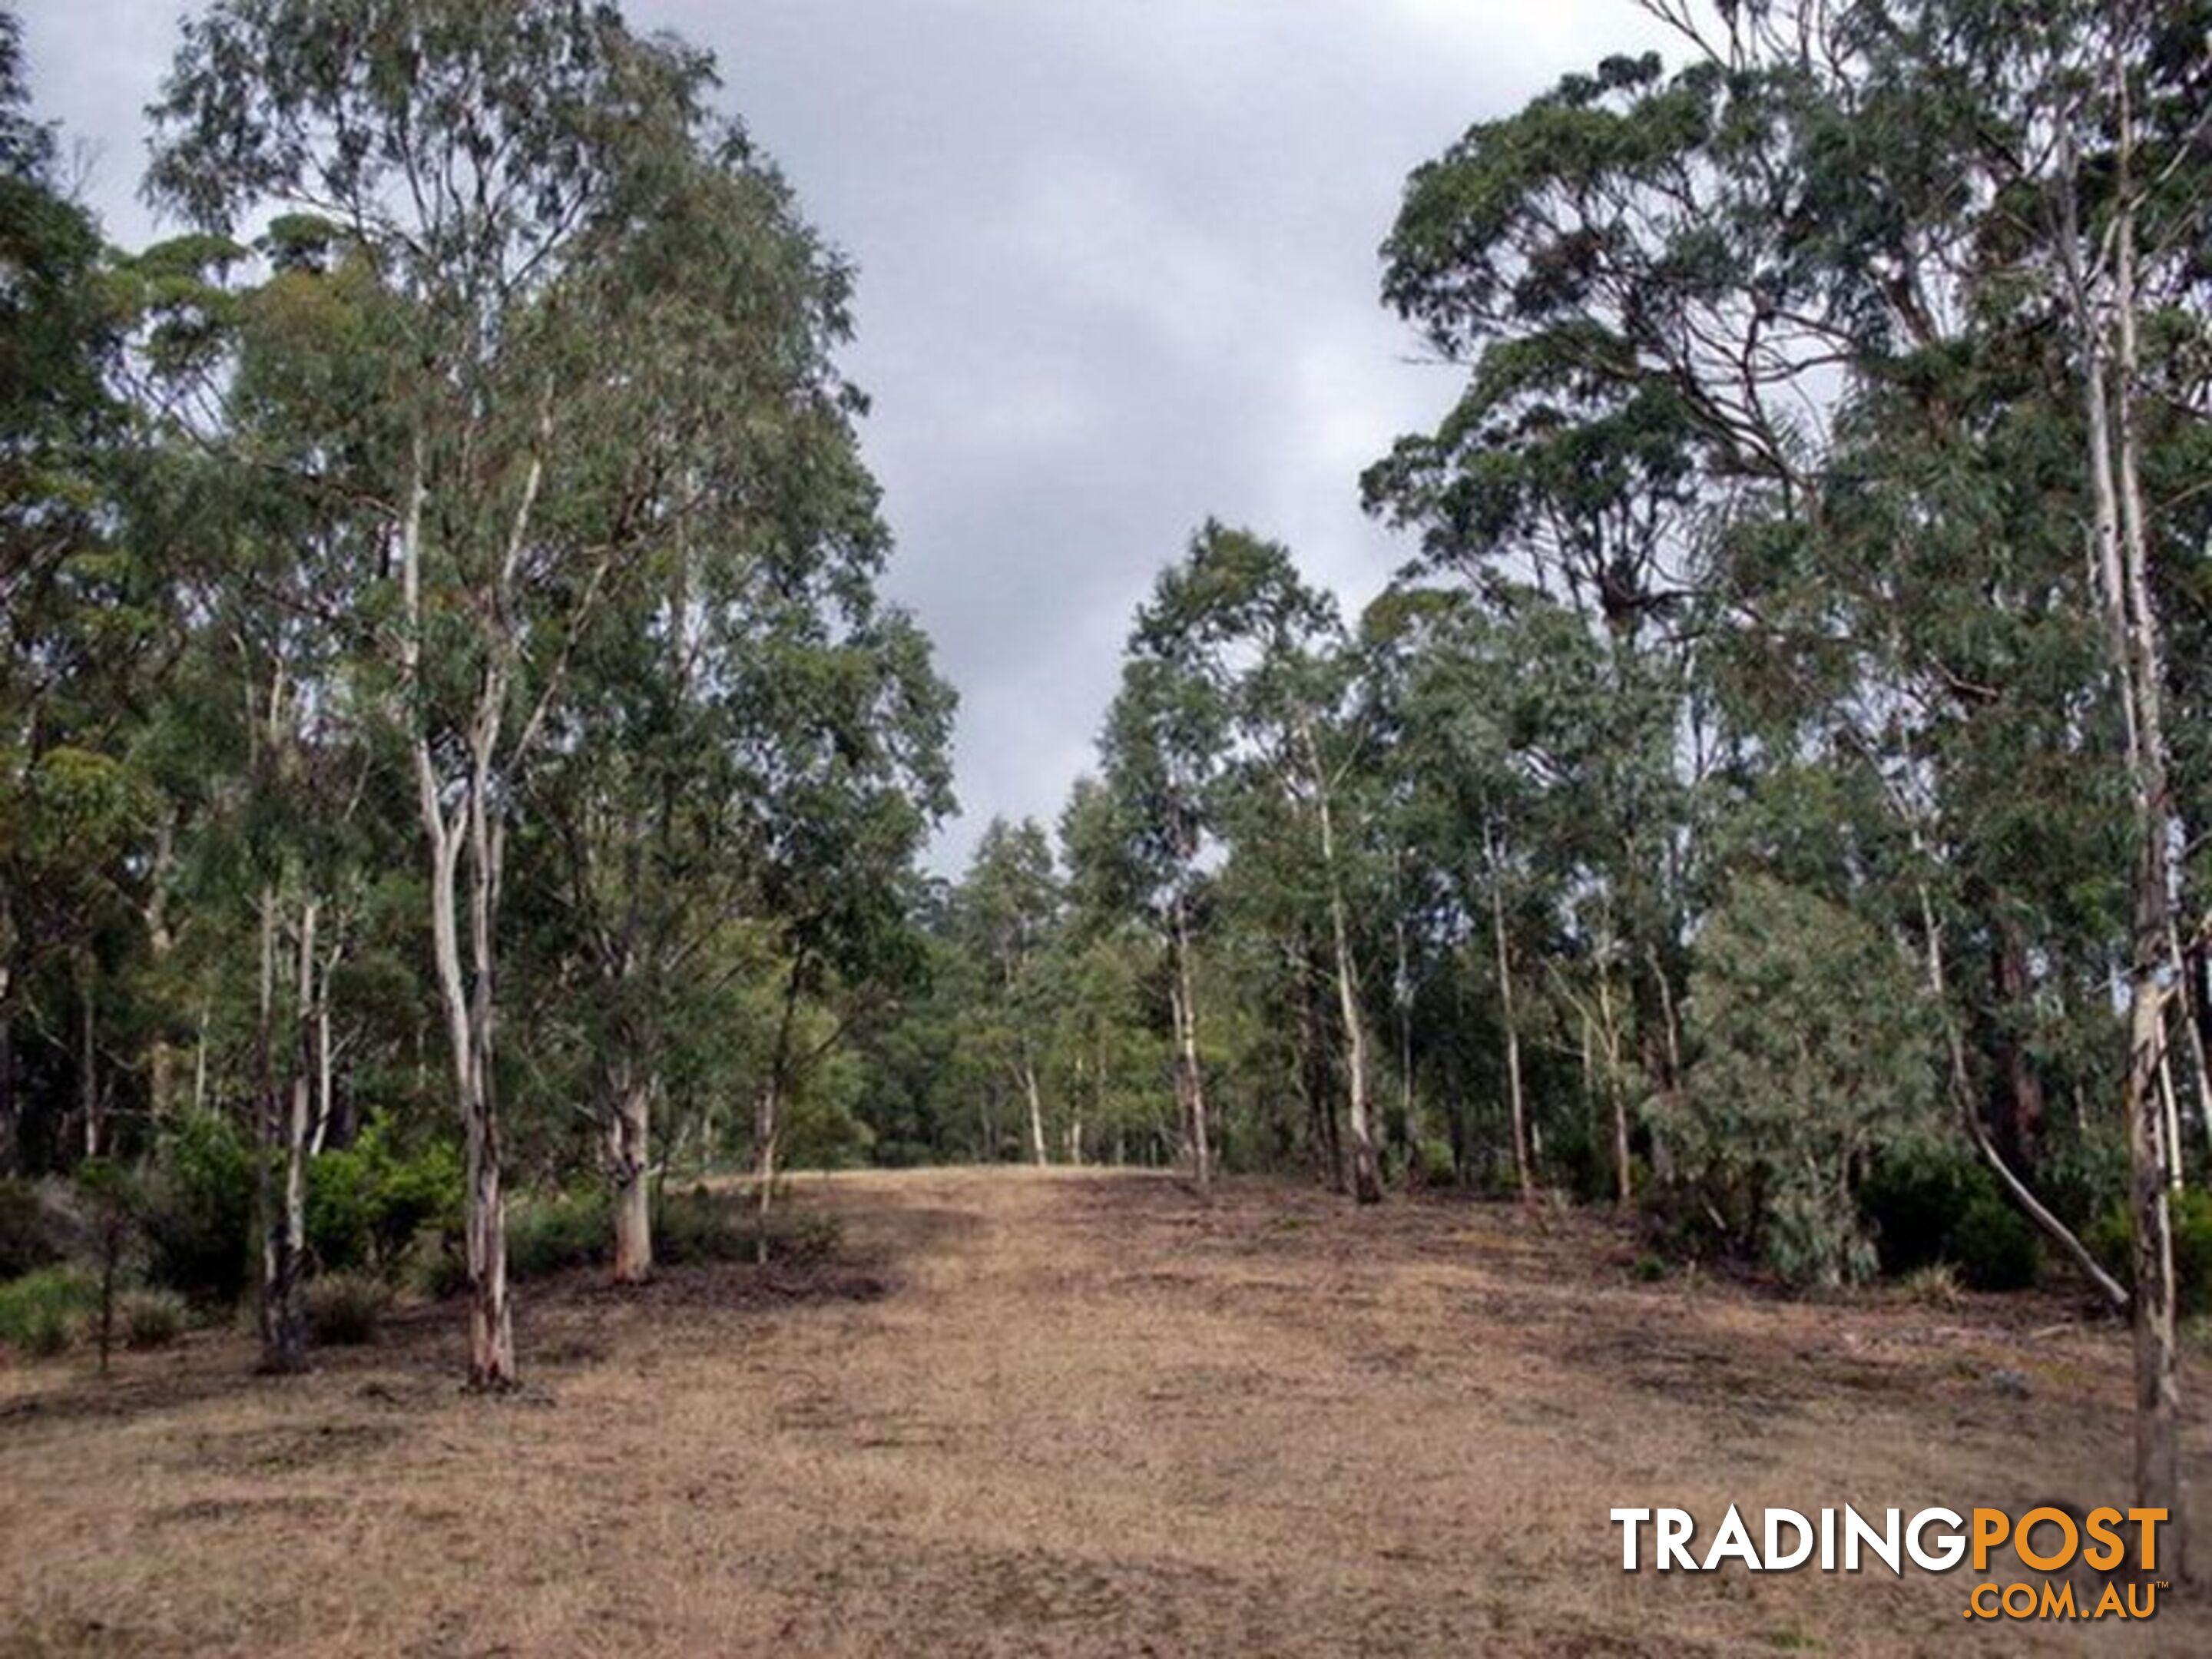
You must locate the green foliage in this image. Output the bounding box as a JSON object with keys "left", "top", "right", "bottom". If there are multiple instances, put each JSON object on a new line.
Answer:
{"left": 120, "top": 1288, "right": 188, "bottom": 1349}
{"left": 0, "top": 1178, "right": 71, "bottom": 1280}
{"left": 1859, "top": 1144, "right": 1983, "bottom": 1276}
{"left": 303, "top": 1272, "right": 386, "bottom": 1346}
{"left": 1949, "top": 1193, "right": 2041, "bottom": 1293}
{"left": 139, "top": 1113, "right": 256, "bottom": 1307}
{"left": 306, "top": 1123, "right": 462, "bottom": 1280}
{"left": 506, "top": 1190, "right": 613, "bottom": 1279}
{"left": 1662, "top": 878, "right": 1941, "bottom": 1287}
{"left": 1858, "top": 1144, "right": 2041, "bottom": 1292}
{"left": 656, "top": 1186, "right": 833, "bottom": 1265}
{"left": 2088, "top": 1190, "right": 2212, "bottom": 1320}
{"left": 0, "top": 1264, "right": 95, "bottom": 1355}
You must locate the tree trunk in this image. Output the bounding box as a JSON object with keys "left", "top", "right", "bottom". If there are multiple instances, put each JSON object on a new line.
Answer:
{"left": 256, "top": 890, "right": 309, "bottom": 1374}
{"left": 1487, "top": 832, "right": 1534, "bottom": 1200}
{"left": 1598, "top": 970, "right": 1632, "bottom": 1207}
{"left": 754, "top": 962, "right": 803, "bottom": 1263}
{"left": 77, "top": 952, "right": 98, "bottom": 1161}
{"left": 145, "top": 815, "right": 180, "bottom": 1124}
{"left": 1170, "top": 894, "right": 1210, "bottom": 1191}
{"left": 1022, "top": 1045, "right": 1048, "bottom": 1167}
{"left": 608, "top": 1059, "right": 653, "bottom": 1284}
{"left": 1396, "top": 910, "right": 1422, "bottom": 1191}
{"left": 408, "top": 514, "right": 516, "bottom": 1386}
{"left": 2107, "top": 115, "right": 2184, "bottom": 1570}
{"left": 1988, "top": 912, "right": 2048, "bottom": 1169}
{"left": 2191, "top": 938, "right": 2212, "bottom": 1162}
{"left": 1316, "top": 808, "right": 1379, "bottom": 1204}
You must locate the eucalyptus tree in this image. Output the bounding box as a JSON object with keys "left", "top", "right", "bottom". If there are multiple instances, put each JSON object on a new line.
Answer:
{"left": 1374, "top": 0, "right": 2206, "bottom": 1546}
{"left": 1094, "top": 531, "right": 1257, "bottom": 1191}
{"left": 144, "top": 0, "right": 910, "bottom": 1385}
{"left": 0, "top": 8, "right": 148, "bottom": 1174}
{"left": 1195, "top": 529, "right": 1392, "bottom": 1201}
{"left": 499, "top": 137, "right": 947, "bottom": 1277}
{"left": 952, "top": 819, "right": 1064, "bottom": 1167}
{"left": 1362, "top": 584, "right": 1606, "bottom": 1199}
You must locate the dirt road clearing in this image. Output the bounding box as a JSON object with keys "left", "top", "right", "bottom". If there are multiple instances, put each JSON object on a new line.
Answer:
{"left": 2, "top": 1167, "right": 2204, "bottom": 1656}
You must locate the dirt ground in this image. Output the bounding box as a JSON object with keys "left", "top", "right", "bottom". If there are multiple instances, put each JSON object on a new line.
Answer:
{"left": 1, "top": 1167, "right": 2207, "bottom": 1657}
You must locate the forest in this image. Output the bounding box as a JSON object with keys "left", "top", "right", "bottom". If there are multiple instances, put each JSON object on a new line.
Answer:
{"left": 4, "top": 0, "right": 2211, "bottom": 1638}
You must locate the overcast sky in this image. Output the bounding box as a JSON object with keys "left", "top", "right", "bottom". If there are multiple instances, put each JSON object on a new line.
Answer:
{"left": 18, "top": 0, "right": 1676, "bottom": 872}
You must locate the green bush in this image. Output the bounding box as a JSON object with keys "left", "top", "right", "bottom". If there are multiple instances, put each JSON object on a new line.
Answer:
{"left": 656, "top": 1185, "right": 760, "bottom": 1265}
{"left": 506, "top": 1189, "right": 610, "bottom": 1278}
{"left": 303, "top": 1272, "right": 386, "bottom": 1346}
{"left": 778, "top": 1207, "right": 843, "bottom": 1263}
{"left": 1950, "top": 1193, "right": 2041, "bottom": 1291}
{"left": 0, "top": 1265, "right": 96, "bottom": 1356}
{"left": 307, "top": 1122, "right": 462, "bottom": 1280}
{"left": 2087, "top": 1188, "right": 2212, "bottom": 1319}
{"left": 1666, "top": 877, "right": 1942, "bottom": 1287}
{"left": 1765, "top": 1186, "right": 1876, "bottom": 1289}
{"left": 141, "top": 1113, "right": 257, "bottom": 1307}
{"left": 1858, "top": 1144, "right": 2040, "bottom": 1290}
{"left": 0, "top": 1177, "right": 74, "bottom": 1280}
{"left": 408, "top": 1240, "right": 471, "bottom": 1300}
{"left": 121, "top": 1288, "right": 189, "bottom": 1349}
{"left": 1859, "top": 1144, "right": 1979, "bottom": 1277}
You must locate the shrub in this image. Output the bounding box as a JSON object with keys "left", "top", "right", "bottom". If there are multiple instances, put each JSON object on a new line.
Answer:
{"left": 121, "top": 1288, "right": 189, "bottom": 1349}
{"left": 1859, "top": 1143, "right": 2041, "bottom": 1291}
{"left": 2088, "top": 1188, "right": 2212, "bottom": 1319}
{"left": 141, "top": 1112, "right": 256, "bottom": 1307}
{"left": 1902, "top": 1263, "right": 1964, "bottom": 1308}
{"left": 0, "top": 1178, "right": 74, "bottom": 1280}
{"left": 304, "top": 1273, "right": 386, "bottom": 1346}
{"left": 1859, "top": 1144, "right": 1979, "bottom": 1277}
{"left": 0, "top": 1265, "right": 96, "bottom": 1356}
{"left": 656, "top": 1186, "right": 757, "bottom": 1266}
{"left": 1950, "top": 1192, "right": 2041, "bottom": 1291}
{"left": 780, "top": 1208, "right": 843, "bottom": 1263}
{"left": 1414, "top": 1138, "right": 1458, "bottom": 1187}
{"left": 307, "top": 1122, "right": 462, "bottom": 1280}
{"left": 1765, "top": 1187, "right": 1876, "bottom": 1290}
{"left": 1664, "top": 877, "right": 1941, "bottom": 1288}
{"left": 408, "top": 1240, "right": 471, "bottom": 1300}
{"left": 507, "top": 1190, "right": 610, "bottom": 1278}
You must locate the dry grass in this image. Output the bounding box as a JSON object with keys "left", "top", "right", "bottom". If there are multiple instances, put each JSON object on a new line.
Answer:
{"left": 1, "top": 1167, "right": 2206, "bottom": 1657}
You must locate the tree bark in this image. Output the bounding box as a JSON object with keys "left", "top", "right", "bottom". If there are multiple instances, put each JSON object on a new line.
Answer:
{"left": 256, "top": 889, "right": 309, "bottom": 1374}
{"left": 1310, "top": 750, "right": 1379, "bottom": 1205}
{"left": 608, "top": 1058, "right": 653, "bottom": 1284}
{"left": 76, "top": 952, "right": 98, "bottom": 1161}
{"left": 1487, "top": 830, "right": 1535, "bottom": 1200}
{"left": 1022, "top": 1045, "right": 1048, "bottom": 1167}
{"left": 402, "top": 446, "right": 517, "bottom": 1391}
{"left": 1169, "top": 892, "right": 1210, "bottom": 1191}
{"left": 2105, "top": 100, "right": 2184, "bottom": 1569}
{"left": 145, "top": 814, "right": 180, "bottom": 1124}
{"left": 753, "top": 960, "right": 803, "bottom": 1262}
{"left": 1597, "top": 969, "right": 1633, "bottom": 1207}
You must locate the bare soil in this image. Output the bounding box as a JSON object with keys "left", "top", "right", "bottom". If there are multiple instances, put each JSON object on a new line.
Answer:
{"left": 1, "top": 1167, "right": 2207, "bottom": 1656}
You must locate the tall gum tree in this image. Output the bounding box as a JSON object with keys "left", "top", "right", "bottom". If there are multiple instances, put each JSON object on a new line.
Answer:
{"left": 145, "top": 0, "right": 866, "bottom": 1386}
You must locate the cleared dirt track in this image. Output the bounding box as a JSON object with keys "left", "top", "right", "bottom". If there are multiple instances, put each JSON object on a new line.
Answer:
{"left": 2, "top": 1167, "right": 2207, "bottom": 1656}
